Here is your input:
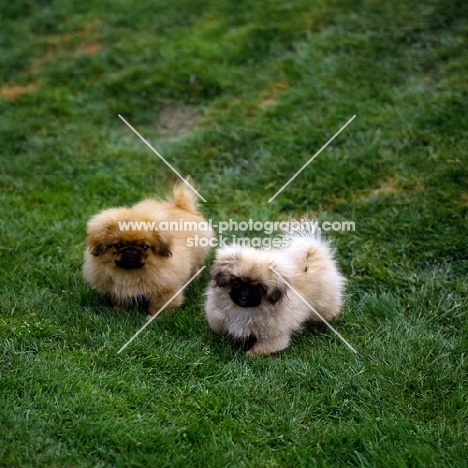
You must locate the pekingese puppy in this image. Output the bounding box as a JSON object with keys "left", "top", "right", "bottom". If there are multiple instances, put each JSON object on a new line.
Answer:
{"left": 205, "top": 227, "right": 345, "bottom": 355}
{"left": 83, "top": 180, "right": 214, "bottom": 317}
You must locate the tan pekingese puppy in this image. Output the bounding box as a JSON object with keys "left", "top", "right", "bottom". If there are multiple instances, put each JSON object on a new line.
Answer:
{"left": 83, "top": 180, "right": 213, "bottom": 317}
{"left": 205, "top": 226, "right": 345, "bottom": 355}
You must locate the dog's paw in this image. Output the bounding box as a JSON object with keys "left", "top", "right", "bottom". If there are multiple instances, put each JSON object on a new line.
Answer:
{"left": 246, "top": 345, "right": 275, "bottom": 356}
{"left": 246, "top": 335, "right": 291, "bottom": 356}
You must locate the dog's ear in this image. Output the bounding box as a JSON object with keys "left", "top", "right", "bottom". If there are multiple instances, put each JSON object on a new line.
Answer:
{"left": 89, "top": 241, "right": 105, "bottom": 257}
{"left": 210, "top": 263, "right": 232, "bottom": 287}
{"left": 86, "top": 231, "right": 108, "bottom": 257}
{"left": 266, "top": 286, "right": 285, "bottom": 304}
{"left": 213, "top": 270, "right": 231, "bottom": 287}
{"left": 152, "top": 231, "right": 172, "bottom": 257}
{"left": 210, "top": 247, "right": 242, "bottom": 287}
{"left": 86, "top": 209, "right": 120, "bottom": 257}
{"left": 155, "top": 241, "right": 172, "bottom": 257}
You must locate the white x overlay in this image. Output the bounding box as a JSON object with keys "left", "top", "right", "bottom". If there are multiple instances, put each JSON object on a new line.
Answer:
{"left": 117, "top": 266, "right": 206, "bottom": 354}
{"left": 269, "top": 265, "right": 358, "bottom": 354}
{"left": 115, "top": 113, "right": 356, "bottom": 355}
{"left": 268, "top": 115, "right": 356, "bottom": 202}
{"left": 118, "top": 114, "right": 207, "bottom": 202}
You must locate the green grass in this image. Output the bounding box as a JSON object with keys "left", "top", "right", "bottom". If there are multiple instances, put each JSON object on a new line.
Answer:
{"left": 1, "top": 0, "right": 467, "bottom": 466}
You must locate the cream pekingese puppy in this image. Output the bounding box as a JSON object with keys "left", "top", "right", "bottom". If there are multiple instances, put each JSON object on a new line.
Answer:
{"left": 83, "top": 181, "right": 213, "bottom": 317}
{"left": 205, "top": 227, "right": 345, "bottom": 355}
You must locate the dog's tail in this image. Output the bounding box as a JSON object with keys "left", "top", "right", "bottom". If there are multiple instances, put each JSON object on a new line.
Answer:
{"left": 282, "top": 219, "right": 324, "bottom": 247}
{"left": 172, "top": 178, "right": 200, "bottom": 214}
{"left": 280, "top": 219, "right": 344, "bottom": 296}
{"left": 281, "top": 219, "right": 335, "bottom": 263}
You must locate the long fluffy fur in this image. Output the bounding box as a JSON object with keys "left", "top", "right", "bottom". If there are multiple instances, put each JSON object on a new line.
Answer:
{"left": 205, "top": 227, "right": 345, "bottom": 355}
{"left": 83, "top": 181, "right": 213, "bottom": 316}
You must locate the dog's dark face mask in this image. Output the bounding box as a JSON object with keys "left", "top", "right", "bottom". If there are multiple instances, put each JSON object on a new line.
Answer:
{"left": 229, "top": 278, "right": 266, "bottom": 308}
{"left": 115, "top": 245, "right": 146, "bottom": 270}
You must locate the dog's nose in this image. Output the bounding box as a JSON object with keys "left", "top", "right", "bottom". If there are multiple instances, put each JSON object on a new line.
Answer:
{"left": 230, "top": 289, "right": 262, "bottom": 308}
{"left": 116, "top": 249, "right": 144, "bottom": 270}
{"left": 123, "top": 249, "right": 139, "bottom": 261}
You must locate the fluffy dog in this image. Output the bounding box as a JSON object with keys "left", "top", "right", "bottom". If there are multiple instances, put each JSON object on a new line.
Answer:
{"left": 205, "top": 228, "right": 345, "bottom": 355}
{"left": 83, "top": 181, "right": 213, "bottom": 317}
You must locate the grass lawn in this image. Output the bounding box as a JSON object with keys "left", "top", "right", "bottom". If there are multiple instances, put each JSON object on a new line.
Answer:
{"left": 1, "top": 0, "right": 467, "bottom": 466}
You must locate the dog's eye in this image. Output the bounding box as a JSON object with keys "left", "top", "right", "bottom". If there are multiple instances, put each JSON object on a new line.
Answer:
{"left": 231, "top": 278, "right": 242, "bottom": 287}
{"left": 141, "top": 244, "right": 150, "bottom": 251}
{"left": 114, "top": 243, "right": 123, "bottom": 249}
{"left": 257, "top": 285, "right": 266, "bottom": 294}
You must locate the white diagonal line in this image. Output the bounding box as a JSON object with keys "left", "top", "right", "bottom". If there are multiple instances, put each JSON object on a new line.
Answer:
{"left": 269, "top": 266, "right": 357, "bottom": 354}
{"left": 118, "top": 114, "right": 207, "bottom": 203}
{"left": 117, "top": 266, "right": 206, "bottom": 354}
{"left": 268, "top": 115, "right": 356, "bottom": 202}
